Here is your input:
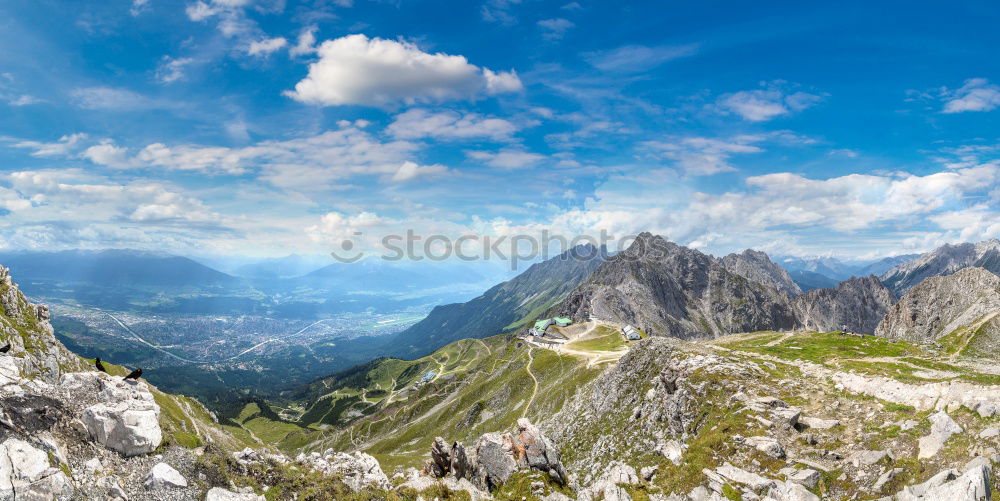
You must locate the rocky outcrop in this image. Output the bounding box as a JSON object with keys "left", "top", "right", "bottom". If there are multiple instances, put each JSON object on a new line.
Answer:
{"left": 886, "top": 460, "right": 991, "bottom": 500}
{"left": 555, "top": 233, "right": 799, "bottom": 340}
{"left": 294, "top": 450, "right": 390, "bottom": 491}
{"left": 423, "top": 418, "right": 567, "bottom": 492}
{"left": 62, "top": 372, "right": 162, "bottom": 456}
{"left": 719, "top": 249, "right": 802, "bottom": 297}
{"left": 0, "top": 437, "right": 74, "bottom": 500}
{"left": 917, "top": 411, "right": 962, "bottom": 459}
{"left": 881, "top": 239, "right": 1000, "bottom": 294}
{"left": 0, "top": 266, "right": 88, "bottom": 383}
{"left": 793, "top": 276, "right": 895, "bottom": 333}
{"left": 205, "top": 487, "right": 266, "bottom": 501}
{"left": 876, "top": 267, "right": 1000, "bottom": 348}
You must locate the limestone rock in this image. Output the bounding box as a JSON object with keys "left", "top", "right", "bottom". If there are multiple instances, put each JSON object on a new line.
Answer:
{"left": 0, "top": 437, "right": 74, "bottom": 500}
{"left": 765, "top": 480, "right": 821, "bottom": 501}
{"left": 429, "top": 436, "right": 451, "bottom": 477}
{"left": 744, "top": 435, "right": 786, "bottom": 459}
{"left": 780, "top": 467, "right": 820, "bottom": 489}
{"left": 295, "top": 450, "right": 390, "bottom": 492}
{"left": 63, "top": 372, "right": 162, "bottom": 456}
{"left": 205, "top": 487, "right": 266, "bottom": 501}
{"left": 144, "top": 462, "right": 188, "bottom": 489}
{"left": 918, "top": 411, "right": 962, "bottom": 459}
{"left": 890, "top": 463, "right": 991, "bottom": 500}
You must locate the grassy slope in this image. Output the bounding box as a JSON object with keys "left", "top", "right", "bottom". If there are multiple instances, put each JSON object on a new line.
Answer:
{"left": 244, "top": 332, "right": 608, "bottom": 472}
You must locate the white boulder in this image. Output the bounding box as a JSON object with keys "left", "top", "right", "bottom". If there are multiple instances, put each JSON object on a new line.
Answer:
{"left": 144, "top": 462, "right": 188, "bottom": 489}
{"left": 205, "top": 487, "right": 266, "bottom": 501}
{"left": 918, "top": 411, "right": 962, "bottom": 459}
{"left": 64, "top": 372, "right": 163, "bottom": 456}
{"left": 0, "top": 438, "right": 73, "bottom": 500}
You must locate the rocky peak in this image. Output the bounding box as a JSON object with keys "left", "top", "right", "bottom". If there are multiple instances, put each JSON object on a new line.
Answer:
{"left": 793, "top": 275, "right": 896, "bottom": 333}
{"left": 876, "top": 266, "right": 1000, "bottom": 346}
{"left": 719, "top": 248, "right": 803, "bottom": 297}
{"left": 881, "top": 239, "right": 1000, "bottom": 294}
{"left": 554, "top": 234, "right": 799, "bottom": 339}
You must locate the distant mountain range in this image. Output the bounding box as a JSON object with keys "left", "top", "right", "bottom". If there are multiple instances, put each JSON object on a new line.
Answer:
{"left": 880, "top": 240, "right": 1000, "bottom": 294}
{"left": 778, "top": 253, "right": 920, "bottom": 291}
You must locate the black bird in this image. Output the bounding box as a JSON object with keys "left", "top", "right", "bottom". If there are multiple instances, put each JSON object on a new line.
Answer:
{"left": 95, "top": 357, "right": 107, "bottom": 373}
{"left": 0, "top": 343, "right": 10, "bottom": 354}
{"left": 123, "top": 368, "right": 143, "bottom": 381}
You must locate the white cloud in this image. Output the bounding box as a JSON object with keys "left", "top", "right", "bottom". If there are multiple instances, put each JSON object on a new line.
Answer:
{"left": 155, "top": 56, "right": 195, "bottom": 83}
{"left": 82, "top": 140, "right": 135, "bottom": 169}
{"left": 289, "top": 25, "right": 318, "bottom": 57}
{"left": 582, "top": 44, "right": 698, "bottom": 73}
{"left": 716, "top": 84, "right": 823, "bottom": 121}
{"left": 284, "top": 34, "right": 523, "bottom": 107}
{"left": 467, "top": 148, "right": 545, "bottom": 169}
{"left": 483, "top": 68, "right": 524, "bottom": 94}
{"left": 387, "top": 161, "right": 448, "bottom": 183}
{"left": 185, "top": 1, "right": 218, "bottom": 21}
{"left": 538, "top": 18, "right": 574, "bottom": 40}
{"left": 644, "top": 135, "right": 764, "bottom": 175}
{"left": 131, "top": 0, "right": 150, "bottom": 16}
{"left": 942, "top": 78, "right": 1000, "bottom": 113}
{"left": 387, "top": 109, "right": 518, "bottom": 141}
{"left": 247, "top": 36, "right": 288, "bottom": 56}
{"left": 9, "top": 133, "right": 88, "bottom": 158}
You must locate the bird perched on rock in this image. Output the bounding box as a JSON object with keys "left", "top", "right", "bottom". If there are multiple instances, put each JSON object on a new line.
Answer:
{"left": 95, "top": 357, "right": 107, "bottom": 373}
{"left": 0, "top": 343, "right": 10, "bottom": 354}
{"left": 123, "top": 368, "right": 143, "bottom": 381}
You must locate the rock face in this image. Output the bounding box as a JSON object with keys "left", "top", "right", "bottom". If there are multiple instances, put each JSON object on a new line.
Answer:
{"left": 62, "top": 372, "right": 163, "bottom": 457}
{"left": 793, "top": 276, "right": 896, "bottom": 333}
{"left": 0, "top": 266, "right": 89, "bottom": 383}
{"left": 876, "top": 267, "right": 1000, "bottom": 349}
{"left": 719, "top": 249, "right": 802, "bottom": 297}
{"left": 425, "top": 418, "right": 567, "bottom": 492}
{"left": 881, "top": 239, "right": 1000, "bottom": 294}
{"left": 555, "top": 233, "right": 799, "bottom": 339}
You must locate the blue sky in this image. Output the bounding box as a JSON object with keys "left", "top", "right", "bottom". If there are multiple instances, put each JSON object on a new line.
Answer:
{"left": 1, "top": 0, "right": 999, "bottom": 261}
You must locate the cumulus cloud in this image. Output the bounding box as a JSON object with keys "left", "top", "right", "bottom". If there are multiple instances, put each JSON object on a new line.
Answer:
{"left": 644, "top": 135, "right": 765, "bottom": 175}
{"left": 467, "top": 148, "right": 545, "bottom": 169}
{"left": 538, "top": 18, "right": 574, "bottom": 39}
{"left": 942, "top": 78, "right": 1000, "bottom": 113}
{"left": 716, "top": 83, "right": 823, "bottom": 121}
{"left": 247, "top": 36, "right": 288, "bottom": 56}
{"left": 387, "top": 109, "right": 518, "bottom": 141}
{"left": 284, "top": 34, "right": 523, "bottom": 107}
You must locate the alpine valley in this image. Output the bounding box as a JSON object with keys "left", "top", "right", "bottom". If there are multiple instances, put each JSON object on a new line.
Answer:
{"left": 4, "top": 234, "right": 1000, "bottom": 500}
